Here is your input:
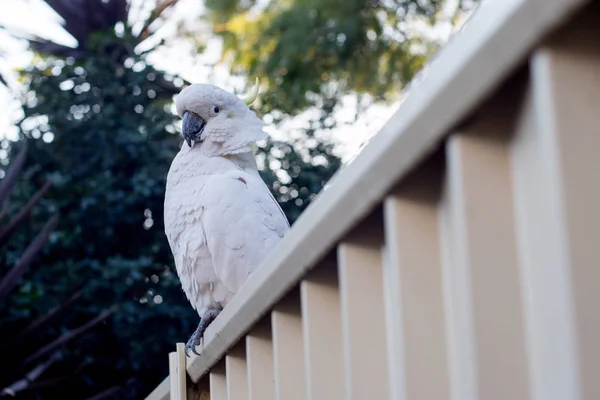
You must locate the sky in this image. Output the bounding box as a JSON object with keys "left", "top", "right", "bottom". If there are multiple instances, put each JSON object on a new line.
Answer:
{"left": 0, "top": 0, "right": 470, "bottom": 162}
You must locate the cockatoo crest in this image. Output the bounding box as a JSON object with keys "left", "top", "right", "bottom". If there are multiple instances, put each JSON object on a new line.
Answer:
{"left": 175, "top": 80, "right": 266, "bottom": 156}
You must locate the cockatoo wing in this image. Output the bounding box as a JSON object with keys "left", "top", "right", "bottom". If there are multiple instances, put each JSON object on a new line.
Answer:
{"left": 164, "top": 174, "right": 214, "bottom": 309}
{"left": 200, "top": 170, "right": 289, "bottom": 293}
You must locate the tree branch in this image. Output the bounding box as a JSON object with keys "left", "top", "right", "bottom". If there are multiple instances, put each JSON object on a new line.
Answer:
{"left": 0, "top": 142, "right": 27, "bottom": 208}
{"left": 0, "top": 352, "right": 60, "bottom": 397}
{"left": 24, "top": 305, "right": 118, "bottom": 365}
{"left": 0, "top": 214, "right": 59, "bottom": 303}
{"left": 0, "top": 180, "right": 52, "bottom": 247}
{"left": 20, "top": 288, "right": 84, "bottom": 336}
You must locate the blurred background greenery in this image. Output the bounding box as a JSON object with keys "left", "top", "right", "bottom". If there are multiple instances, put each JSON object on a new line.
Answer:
{"left": 0, "top": 0, "right": 477, "bottom": 398}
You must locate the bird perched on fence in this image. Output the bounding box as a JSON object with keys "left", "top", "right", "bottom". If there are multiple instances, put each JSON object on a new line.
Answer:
{"left": 164, "top": 79, "right": 290, "bottom": 356}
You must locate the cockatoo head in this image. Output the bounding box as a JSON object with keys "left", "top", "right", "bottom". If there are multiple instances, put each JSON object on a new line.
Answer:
{"left": 174, "top": 78, "right": 267, "bottom": 156}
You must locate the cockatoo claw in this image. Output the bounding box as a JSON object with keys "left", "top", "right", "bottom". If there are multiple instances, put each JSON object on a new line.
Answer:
{"left": 184, "top": 335, "right": 199, "bottom": 357}
{"left": 184, "top": 308, "right": 222, "bottom": 358}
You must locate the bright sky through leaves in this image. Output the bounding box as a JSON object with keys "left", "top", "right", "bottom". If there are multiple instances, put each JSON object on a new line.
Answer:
{"left": 0, "top": 0, "right": 472, "bottom": 162}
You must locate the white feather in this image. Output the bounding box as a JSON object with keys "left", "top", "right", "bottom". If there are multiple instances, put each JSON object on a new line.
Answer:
{"left": 164, "top": 84, "right": 289, "bottom": 317}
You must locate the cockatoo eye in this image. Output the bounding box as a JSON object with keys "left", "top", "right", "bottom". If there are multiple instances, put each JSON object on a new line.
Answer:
{"left": 213, "top": 106, "right": 220, "bottom": 114}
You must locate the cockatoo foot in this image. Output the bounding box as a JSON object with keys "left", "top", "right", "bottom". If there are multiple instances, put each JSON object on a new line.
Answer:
{"left": 185, "top": 308, "right": 222, "bottom": 357}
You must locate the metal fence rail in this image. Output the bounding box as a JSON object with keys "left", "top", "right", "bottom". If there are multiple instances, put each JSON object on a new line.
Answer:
{"left": 146, "top": 0, "right": 600, "bottom": 398}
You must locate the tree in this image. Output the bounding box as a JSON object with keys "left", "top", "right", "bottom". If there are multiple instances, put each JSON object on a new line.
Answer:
{"left": 0, "top": 1, "right": 199, "bottom": 398}
{"left": 0, "top": 0, "right": 478, "bottom": 398}
{"left": 201, "top": 0, "right": 477, "bottom": 220}
{"left": 0, "top": 143, "right": 62, "bottom": 398}
{"left": 0, "top": 0, "right": 343, "bottom": 397}
{"left": 205, "top": 0, "right": 477, "bottom": 114}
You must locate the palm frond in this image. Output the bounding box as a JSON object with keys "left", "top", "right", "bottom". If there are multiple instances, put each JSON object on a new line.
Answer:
{"left": 24, "top": 305, "right": 118, "bottom": 365}
{"left": 0, "top": 142, "right": 28, "bottom": 208}
{"left": 0, "top": 180, "right": 53, "bottom": 247}
{"left": 0, "top": 214, "right": 59, "bottom": 303}
{"left": 0, "top": 352, "right": 61, "bottom": 397}
{"left": 20, "top": 289, "right": 84, "bottom": 336}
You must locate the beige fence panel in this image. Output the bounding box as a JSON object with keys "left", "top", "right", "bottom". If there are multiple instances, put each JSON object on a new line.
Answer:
{"left": 382, "top": 162, "right": 450, "bottom": 400}
{"left": 147, "top": 376, "right": 170, "bottom": 400}
{"left": 168, "top": 353, "right": 179, "bottom": 400}
{"left": 246, "top": 319, "right": 275, "bottom": 400}
{"left": 225, "top": 343, "right": 248, "bottom": 400}
{"left": 510, "top": 6, "right": 600, "bottom": 400}
{"left": 271, "top": 291, "right": 306, "bottom": 400}
{"left": 208, "top": 362, "right": 226, "bottom": 400}
{"left": 337, "top": 219, "right": 390, "bottom": 400}
{"left": 443, "top": 84, "right": 530, "bottom": 400}
{"left": 301, "top": 264, "right": 345, "bottom": 400}
{"left": 536, "top": 11, "right": 600, "bottom": 400}
{"left": 144, "top": 0, "right": 598, "bottom": 399}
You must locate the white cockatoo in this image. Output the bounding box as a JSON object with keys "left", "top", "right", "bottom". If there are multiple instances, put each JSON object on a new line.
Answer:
{"left": 164, "top": 79, "right": 289, "bottom": 356}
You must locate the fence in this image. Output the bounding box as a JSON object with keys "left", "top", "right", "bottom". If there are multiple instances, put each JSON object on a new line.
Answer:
{"left": 145, "top": 0, "right": 600, "bottom": 398}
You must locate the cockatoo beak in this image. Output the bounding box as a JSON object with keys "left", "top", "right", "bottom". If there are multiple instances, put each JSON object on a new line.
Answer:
{"left": 182, "top": 111, "right": 206, "bottom": 148}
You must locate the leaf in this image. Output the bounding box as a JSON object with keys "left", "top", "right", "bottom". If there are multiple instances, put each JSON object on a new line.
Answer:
{"left": 24, "top": 305, "right": 118, "bottom": 365}
{"left": 0, "top": 141, "right": 27, "bottom": 209}
{"left": 0, "top": 214, "right": 59, "bottom": 303}
{"left": 29, "top": 39, "right": 86, "bottom": 59}
{"left": 84, "top": 385, "right": 122, "bottom": 400}
{"left": 0, "top": 180, "right": 53, "bottom": 247}
{"left": 20, "top": 288, "right": 84, "bottom": 336}
{"left": 0, "top": 352, "right": 60, "bottom": 397}
{"left": 136, "top": 0, "right": 180, "bottom": 41}
{"left": 43, "top": 0, "right": 90, "bottom": 45}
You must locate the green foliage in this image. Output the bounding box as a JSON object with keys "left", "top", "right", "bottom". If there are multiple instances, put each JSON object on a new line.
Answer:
{"left": 0, "top": 20, "right": 340, "bottom": 400}
{"left": 0, "top": 0, "right": 479, "bottom": 398}
{"left": 1, "top": 31, "right": 196, "bottom": 398}
{"left": 260, "top": 137, "right": 341, "bottom": 223}
{"left": 203, "top": 0, "right": 478, "bottom": 221}
{"left": 207, "top": 0, "right": 475, "bottom": 115}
